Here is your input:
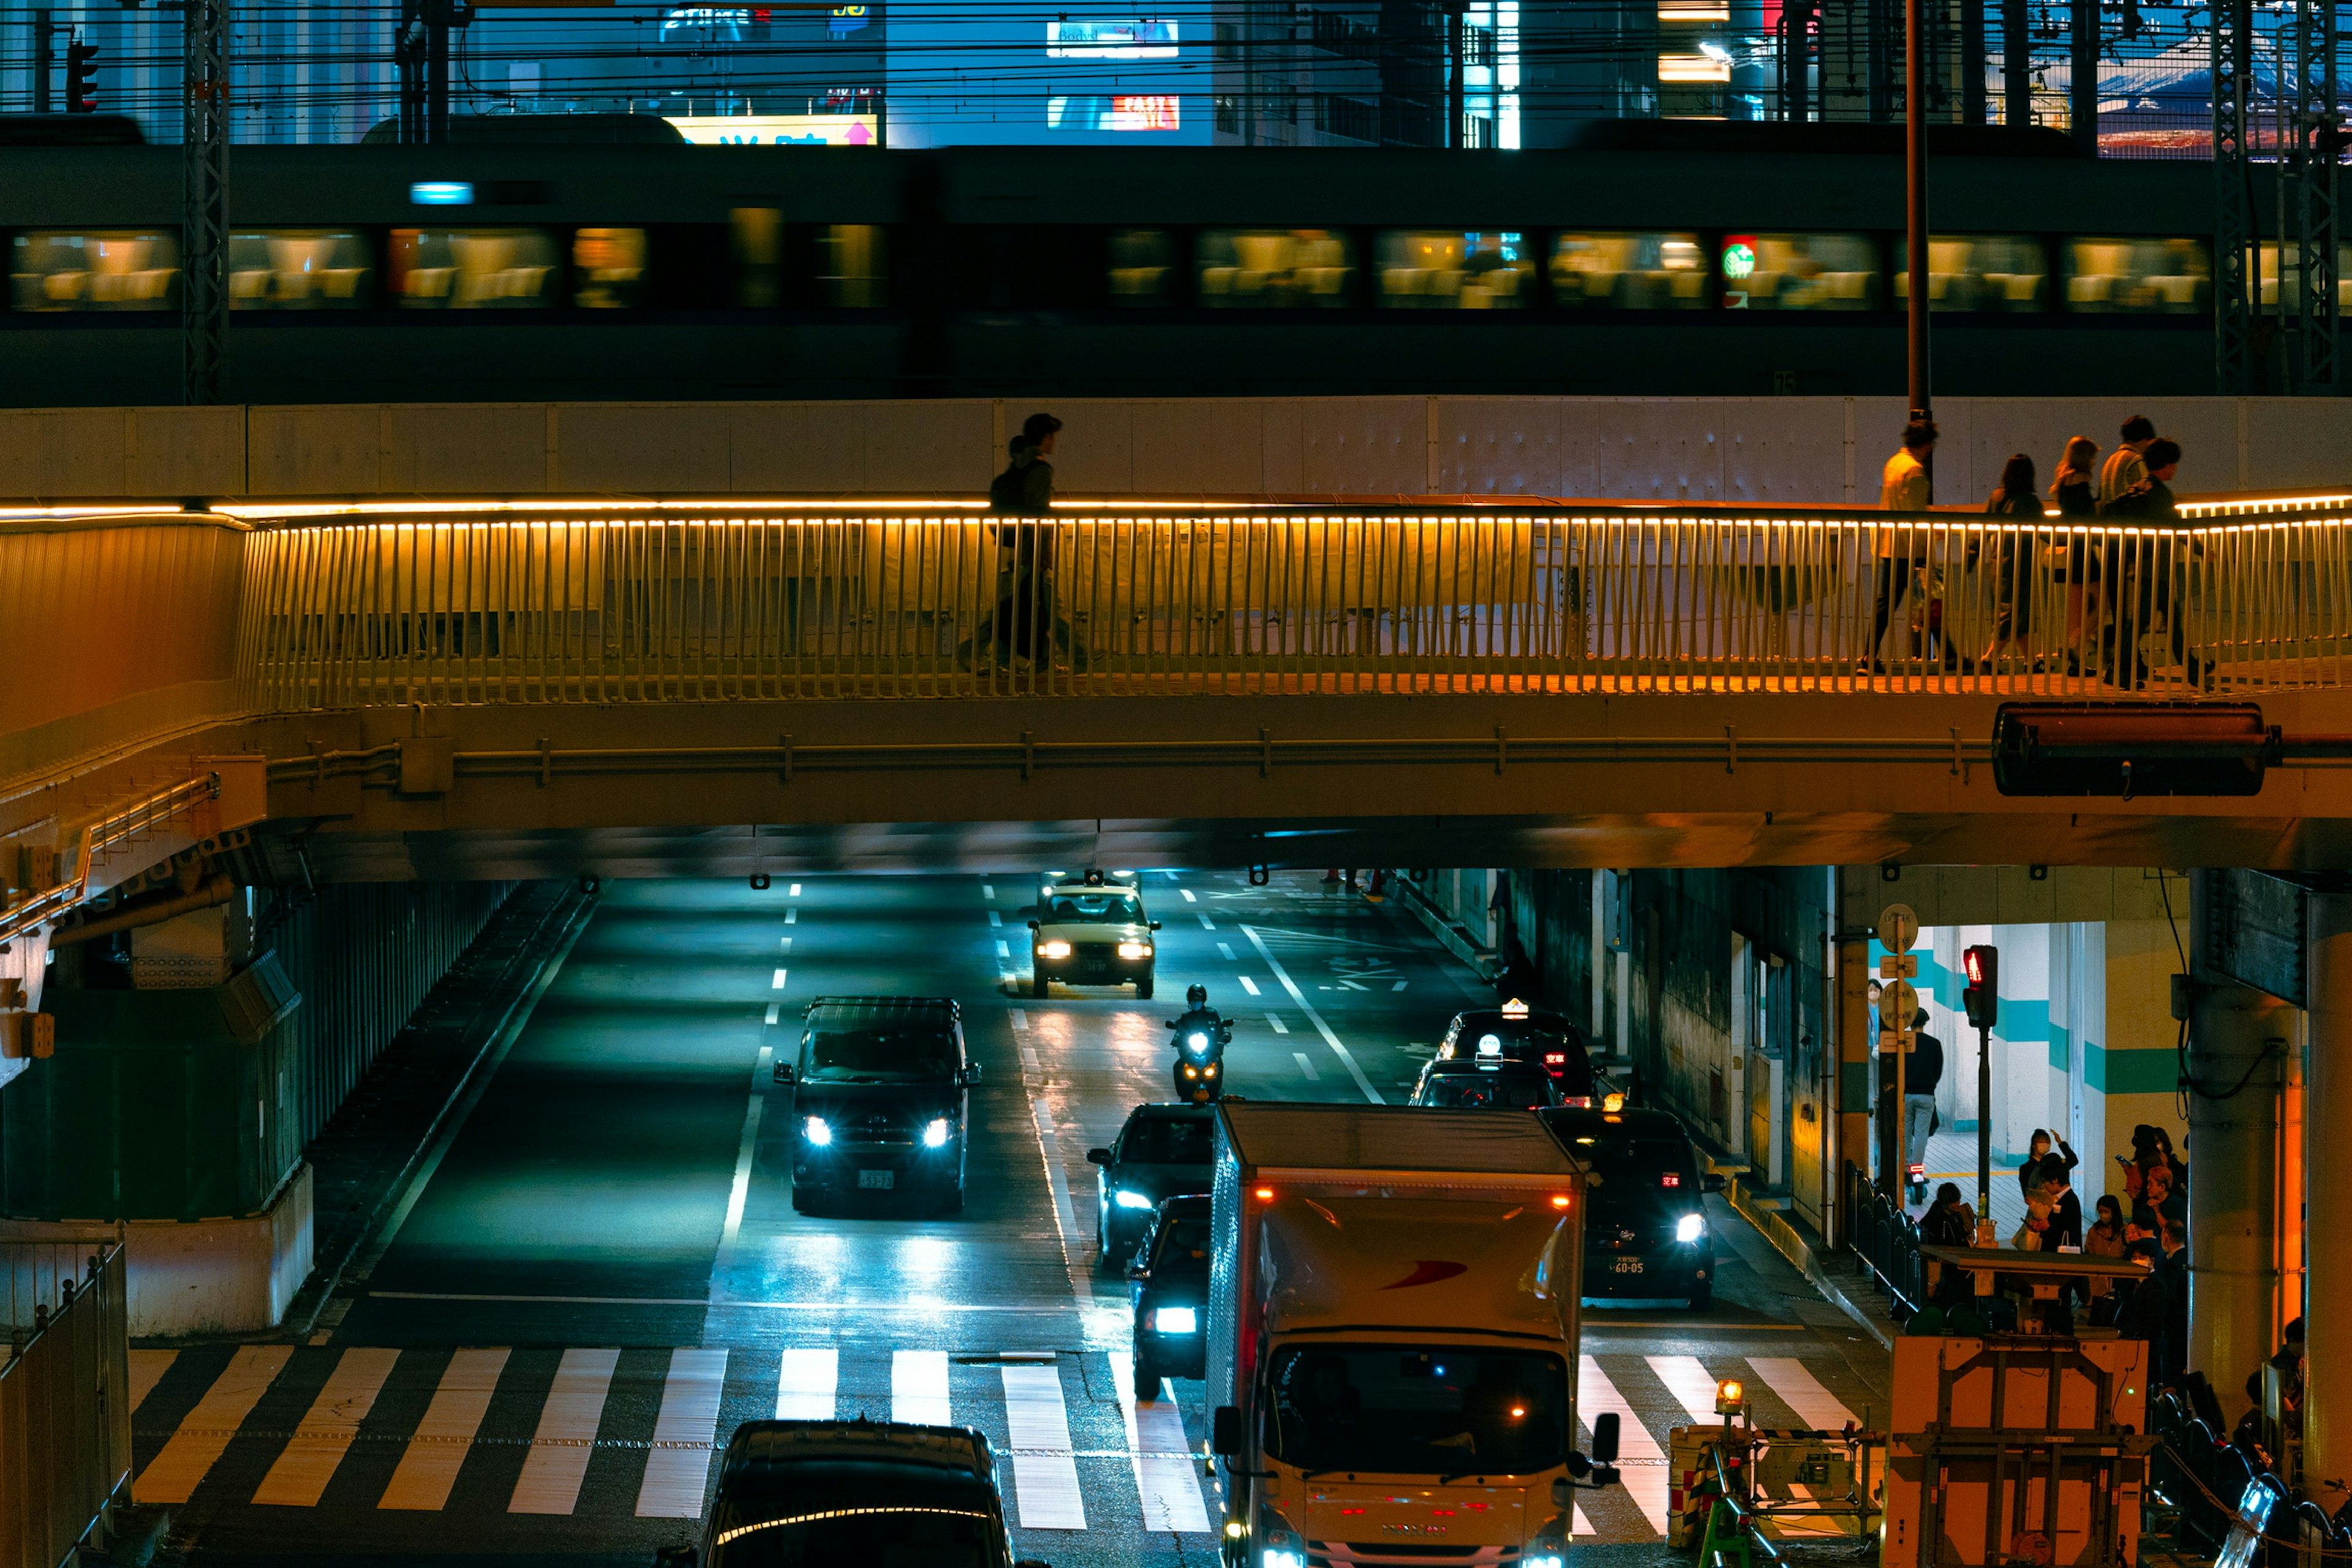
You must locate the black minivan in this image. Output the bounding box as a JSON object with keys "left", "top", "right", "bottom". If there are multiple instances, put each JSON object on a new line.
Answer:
{"left": 1539, "top": 1105, "right": 1724, "bottom": 1310}
{"left": 777, "top": 996, "right": 981, "bottom": 1215}
{"left": 657, "top": 1419, "right": 1047, "bottom": 1568}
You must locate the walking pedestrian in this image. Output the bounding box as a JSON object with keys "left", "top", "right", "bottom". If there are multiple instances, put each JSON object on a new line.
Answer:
{"left": 2098, "top": 414, "right": 2158, "bottom": 508}
{"left": 1980, "top": 453, "right": 2043, "bottom": 669}
{"left": 2099, "top": 437, "right": 2199, "bottom": 688}
{"left": 971, "top": 414, "right": 1085, "bottom": 673}
{"left": 1867, "top": 418, "right": 1937, "bottom": 674}
{"left": 2017, "top": 1129, "right": 2078, "bottom": 1201}
{"left": 1877, "top": 1006, "right": 1943, "bottom": 1197}
{"left": 2049, "top": 436, "right": 2101, "bottom": 675}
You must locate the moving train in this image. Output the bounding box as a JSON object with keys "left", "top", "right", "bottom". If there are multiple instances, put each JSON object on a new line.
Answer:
{"left": 1, "top": 121, "right": 2236, "bottom": 404}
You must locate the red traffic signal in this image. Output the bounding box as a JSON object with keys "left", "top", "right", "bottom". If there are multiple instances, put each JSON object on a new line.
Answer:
{"left": 65, "top": 39, "right": 99, "bottom": 112}
{"left": 1961, "top": 944, "right": 1998, "bottom": 1030}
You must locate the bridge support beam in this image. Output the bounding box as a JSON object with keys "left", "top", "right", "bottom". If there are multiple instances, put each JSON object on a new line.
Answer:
{"left": 2307, "top": 893, "right": 2352, "bottom": 1513}
{"left": 2185, "top": 967, "right": 2289, "bottom": 1425}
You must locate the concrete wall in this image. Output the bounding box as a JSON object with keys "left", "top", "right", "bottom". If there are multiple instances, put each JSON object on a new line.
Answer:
{"left": 7, "top": 396, "right": 2351, "bottom": 503}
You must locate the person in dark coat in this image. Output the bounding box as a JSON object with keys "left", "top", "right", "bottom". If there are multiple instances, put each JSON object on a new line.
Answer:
{"left": 2018, "top": 1129, "right": 2078, "bottom": 1202}
{"left": 2098, "top": 437, "right": 2201, "bottom": 689}
{"left": 1980, "top": 453, "right": 2045, "bottom": 669}
{"left": 2049, "top": 435, "right": 2101, "bottom": 674}
{"left": 2036, "top": 1152, "right": 2083, "bottom": 1251}
{"left": 2117, "top": 1235, "right": 2173, "bottom": 1370}
{"left": 971, "top": 415, "right": 1085, "bottom": 671}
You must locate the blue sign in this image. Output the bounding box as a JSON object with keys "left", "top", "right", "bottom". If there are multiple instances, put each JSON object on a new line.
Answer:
{"left": 409, "top": 181, "right": 475, "bottom": 206}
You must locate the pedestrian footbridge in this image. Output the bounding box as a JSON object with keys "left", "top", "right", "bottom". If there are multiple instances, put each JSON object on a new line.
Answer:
{"left": 7, "top": 493, "right": 2352, "bottom": 905}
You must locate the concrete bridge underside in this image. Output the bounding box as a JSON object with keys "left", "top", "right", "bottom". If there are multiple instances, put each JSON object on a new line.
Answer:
{"left": 190, "top": 690, "right": 2352, "bottom": 878}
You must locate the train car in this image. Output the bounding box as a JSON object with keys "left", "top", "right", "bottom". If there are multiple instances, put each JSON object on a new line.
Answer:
{"left": 0, "top": 128, "right": 2240, "bottom": 405}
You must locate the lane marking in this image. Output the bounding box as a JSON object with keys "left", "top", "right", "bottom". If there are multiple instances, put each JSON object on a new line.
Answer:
{"left": 381, "top": 1348, "right": 510, "bottom": 1510}
{"left": 785, "top": 908, "right": 797, "bottom": 924}
{"left": 1575, "top": 1506, "right": 1598, "bottom": 1540}
{"left": 988, "top": 910, "right": 1003, "bottom": 928}
{"left": 1216, "top": 943, "right": 1235, "bottom": 960}
{"left": 1237, "top": 976, "right": 1262, "bottom": 997}
{"left": 764, "top": 1003, "right": 780, "bottom": 1025}
{"left": 1022, "top": 1047, "right": 1041, "bottom": 1072}
{"left": 777, "top": 1349, "right": 839, "bottom": 1420}
{"left": 1109, "top": 1354, "right": 1212, "bottom": 1534}
{"left": 1241, "top": 926, "right": 1381, "bottom": 1104}
{"left": 1267, "top": 1016, "right": 1288, "bottom": 1035}
{"left": 129, "top": 1348, "right": 178, "bottom": 1414}
{"left": 1646, "top": 1355, "right": 1722, "bottom": 1423}
{"left": 636, "top": 1348, "right": 729, "bottom": 1518}
{"left": 252, "top": 1346, "right": 400, "bottom": 1507}
{"left": 1180, "top": 889, "right": 1197, "bottom": 903}
{"left": 1196, "top": 914, "right": 1215, "bottom": 930}
{"left": 1010, "top": 1009, "right": 1030, "bottom": 1032}
{"left": 1392, "top": 980, "right": 1409, "bottom": 992}
{"left": 983, "top": 884, "right": 996, "bottom": 900}
{"left": 1001, "top": 1362, "right": 1087, "bottom": 1529}
{"left": 1747, "top": 1357, "right": 1859, "bottom": 1431}
{"left": 1338, "top": 980, "right": 1368, "bottom": 991}
{"left": 779, "top": 937, "right": 792, "bottom": 951}
{"left": 136, "top": 1344, "right": 294, "bottom": 1504}
{"left": 788, "top": 883, "right": 801, "bottom": 896}
{"left": 1292, "top": 1052, "right": 1321, "bottom": 1080}
{"left": 1578, "top": 1355, "right": 1670, "bottom": 1534}
{"left": 771, "top": 968, "right": 788, "bottom": 990}
{"left": 509, "top": 1348, "right": 619, "bottom": 1515}
{"left": 714, "top": 1047, "right": 770, "bottom": 1274}
{"left": 892, "top": 1349, "right": 952, "bottom": 1427}
{"left": 997, "top": 941, "right": 1011, "bottom": 959}
{"left": 371, "top": 1291, "right": 1075, "bottom": 1311}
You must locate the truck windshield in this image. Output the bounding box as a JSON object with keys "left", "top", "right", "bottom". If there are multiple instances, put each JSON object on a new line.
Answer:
{"left": 1041, "top": 892, "right": 1144, "bottom": 924}
{"left": 710, "top": 1504, "right": 998, "bottom": 1567}
{"left": 1264, "top": 1346, "right": 1570, "bottom": 1477}
{"left": 801, "top": 1024, "right": 959, "bottom": 1082}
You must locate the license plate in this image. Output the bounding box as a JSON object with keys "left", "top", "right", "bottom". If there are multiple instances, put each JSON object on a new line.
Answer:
{"left": 858, "top": 1169, "right": 895, "bottom": 1190}
{"left": 1613, "top": 1257, "right": 1645, "bottom": 1274}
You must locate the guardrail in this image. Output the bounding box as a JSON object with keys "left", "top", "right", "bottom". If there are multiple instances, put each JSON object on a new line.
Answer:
{"left": 235, "top": 505, "right": 2352, "bottom": 707}
{"left": 1843, "top": 1162, "right": 1924, "bottom": 1322}
{"left": 0, "top": 1238, "right": 132, "bottom": 1568}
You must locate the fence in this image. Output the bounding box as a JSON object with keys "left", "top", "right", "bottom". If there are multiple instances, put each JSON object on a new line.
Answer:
{"left": 235, "top": 505, "right": 2352, "bottom": 709}
{"left": 0, "top": 1238, "right": 131, "bottom": 1568}
{"left": 1844, "top": 1162, "right": 1924, "bottom": 1321}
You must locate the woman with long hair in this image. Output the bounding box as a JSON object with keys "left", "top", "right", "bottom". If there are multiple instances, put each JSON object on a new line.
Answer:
{"left": 2051, "top": 436, "right": 2101, "bottom": 676}
{"left": 1981, "top": 453, "right": 2043, "bottom": 669}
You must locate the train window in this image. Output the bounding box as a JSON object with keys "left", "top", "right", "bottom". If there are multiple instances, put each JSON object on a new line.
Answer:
{"left": 1196, "top": 230, "right": 1355, "bottom": 307}
{"left": 390, "top": 228, "right": 560, "bottom": 308}
{"left": 819, "top": 224, "right": 886, "bottom": 307}
{"left": 1110, "top": 229, "right": 1175, "bottom": 306}
{"left": 2064, "top": 238, "right": 2210, "bottom": 313}
{"left": 1891, "top": 235, "right": 2048, "bottom": 312}
{"left": 227, "top": 230, "right": 371, "bottom": 310}
{"left": 2255, "top": 241, "right": 2352, "bottom": 313}
{"left": 1719, "top": 232, "right": 1879, "bottom": 310}
{"left": 573, "top": 227, "right": 648, "bottom": 309}
{"left": 1376, "top": 232, "right": 1528, "bottom": 309}
{"left": 9, "top": 230, "right": 179, "bottom": 312}
{"left": 1548, "top": 232, "right": 1706, "bottom": 309}
{"left": 733, "top": 208, "right": 784, "bottom": 307}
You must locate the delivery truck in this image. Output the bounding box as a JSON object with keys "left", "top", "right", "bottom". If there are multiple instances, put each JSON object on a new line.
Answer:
{"left": 1205, "top": 1102, "right": 1615, "bottom": 1568}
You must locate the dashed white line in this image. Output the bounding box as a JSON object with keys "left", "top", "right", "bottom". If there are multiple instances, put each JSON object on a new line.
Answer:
{"left": 788, "top": 883, "right": 801, "bottom": 897}
{"left": 764, "top": 1003, "right": 780, "bottom": 1025}
{"left": 1022, "top": 1046, "right": 1042, "bottom": 1072}
{"left": 997, "top": 941, "right": 1011, "bottom": 958}
{"left": 1196, "top": 913, "right": 1215, "bottom": 930}
{"left": 1267, "top": 1015, "right": 1288, "bottom": 1035}
{"left": 989, "top": 910, "right": 1003, "bottom": 927}
{"left": 1241, "top": 926, "right": 1382, "bottom": 1104}
{"left": 1237, "top": 976, "right": 1261, "bottom": 997}
{"left": 779, "top": 937, "right": 792, "bottom": 951}
{"left": 1010, "top": 1009, "right": 1030, "bottom": 1031}
{"left": 1293, "top": 1052, "right": 1321, "bottom": 1081}
{"left": 771, "top": 968, "right": 788, "bottom": 990}
{"left": 785, "top": 908, "right": 797, "bottom": 924}
{"left": 1392, "top": 979, "right": 1409, "bottom": 992}
{"left": 1180, "top": 889, "right": 1197, "bottom": 903}
{"left": 1216, "top": 943, "right": 1235, "bottom": 960}
{"left": 983, "top": 884, "right": 996, "bottom": 900}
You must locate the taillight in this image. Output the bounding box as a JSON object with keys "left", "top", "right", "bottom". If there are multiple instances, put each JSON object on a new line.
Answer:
{"left": 1562, "top": 1096, "right": 1593, "bottom": 1109}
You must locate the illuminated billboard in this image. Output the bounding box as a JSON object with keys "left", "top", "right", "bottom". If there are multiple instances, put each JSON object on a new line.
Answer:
{"left": 1045, "top": 19, "right": 1178, "bottom": 56}
{"left": 667, "top": 114, "right": 879, "bottom": 144}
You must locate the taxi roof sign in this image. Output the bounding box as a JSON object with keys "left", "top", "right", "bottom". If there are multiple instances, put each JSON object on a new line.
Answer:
{"left": 1501, "top": 997, "right": 1531, "bottom": 1018}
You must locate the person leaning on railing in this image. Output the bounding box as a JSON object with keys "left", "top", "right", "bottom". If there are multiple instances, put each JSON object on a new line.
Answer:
{"left": 1980, "top": 453, "right": 2043, "bottom": 671}
{"left": 2098, "top": 436, "right": 2204, "bottom": 691}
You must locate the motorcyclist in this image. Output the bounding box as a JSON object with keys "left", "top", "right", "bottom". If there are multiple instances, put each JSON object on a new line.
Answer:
{"left": 1167, "top": 984, "right": 1232, "bottom": 1103}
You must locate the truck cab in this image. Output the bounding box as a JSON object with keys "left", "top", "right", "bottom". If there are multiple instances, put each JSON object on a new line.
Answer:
{"left": 1204, "top": 1103, "right": 1613, "bottom": 1568}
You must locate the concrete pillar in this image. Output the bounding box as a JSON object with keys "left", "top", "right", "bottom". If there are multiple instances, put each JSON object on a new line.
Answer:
{"left": 2305, "top": 893, "right": 2352, "bottom": 1515}
{"left": 2185, "top": 974, "right": 2288, "bottom": 1425}
{"left": 2099, "top": 918, "right": 2187, "bottom": 1185}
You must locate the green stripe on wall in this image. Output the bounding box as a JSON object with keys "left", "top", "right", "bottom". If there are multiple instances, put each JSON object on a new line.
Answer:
{"left": 2088, "top": 1043, "right": 2177, "bottom": 1095}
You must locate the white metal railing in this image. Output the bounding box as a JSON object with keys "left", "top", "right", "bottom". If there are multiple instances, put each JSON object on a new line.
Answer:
{"left": 235, "top": 506, "right": 2352, "bottom": 706}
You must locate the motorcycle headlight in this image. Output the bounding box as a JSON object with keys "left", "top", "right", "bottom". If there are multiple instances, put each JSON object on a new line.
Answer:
{"left": 1119, "top": 941, "right": 1152, "bottom": 960}
{"left": 803, "top": 1116, "right": 832, "bottom": 1147}
{"left": 1204, "top": 1062, "right": 1219, "bottom": 1076}
{"left": 1677, "top": 1213, "right": 1708, "bottom": 1243}
{"left": 1152, "top": 1305, "right": 1199, "bottom": 1333}
{"left": 924, "top": 1118, "right": 951, "bottom": 1148}
{"left": 1186, "top": 1033, "right": 1209, "bottom": 1050}
{"left": 1039, "top": 940, "right": 1072, "bottom": 959}
{"left": 1115, "top": 1189, "right": 1155, "bottom": 1210}
{"left": 1182, "top": 1064, "right": 1198, "bottom": 1078}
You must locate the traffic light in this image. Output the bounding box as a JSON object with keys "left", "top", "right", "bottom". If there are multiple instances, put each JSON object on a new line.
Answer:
{"left": 64, "top": 39, "right": 99, "bottom": 113}
{"left": 1962, "top": 944, "right": 1999, "bottom": 1031}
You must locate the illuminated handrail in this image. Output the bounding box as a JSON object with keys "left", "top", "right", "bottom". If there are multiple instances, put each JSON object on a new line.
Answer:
{"left": 230, "top": 504, "right": 2352, "bottom": 706}
{"left": 0, "top": 773, "right": 223, "bottom": 948}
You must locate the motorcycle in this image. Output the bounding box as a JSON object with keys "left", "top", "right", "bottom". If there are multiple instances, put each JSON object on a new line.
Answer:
{"left": 1167, "top": 1005, "right": 1232, "bottom": 1104}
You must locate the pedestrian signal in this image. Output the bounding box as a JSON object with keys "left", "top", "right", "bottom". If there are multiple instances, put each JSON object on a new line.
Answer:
{"left": 1962, "top": 944, "right": 1998, "bottom": 1030}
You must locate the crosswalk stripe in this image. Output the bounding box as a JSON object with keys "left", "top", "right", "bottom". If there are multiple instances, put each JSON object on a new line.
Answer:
{"left": 892, "top": 1349, "right": 951, "bottom": 1427}
{"left": 253, "top": 1347, "right": 401, "bottom": 1507}
{"left": 1746, "top": 1358, "right": 1859, "bottom": 1433}
{"left": 1108, "top": 1355, "right": 1212, "bottom": 1534}
{"left": 509, "top": 1348, "right": 619, "bottom": 1515}
{"left": 636, "top": 1348, "right": 729, "bottom": 1519}
{"left": 137, "top": 1345, "right": 295, "bottom": 1506}
{"left": 1000, "top": 1361, "right": 1086, "bottom": 1531}
{"left": 777, "top": 1349, "right": 837, "bottom": 1420}
{"left": 380, "top": 1348, "right": 510, "bottom": 1511}
{"left": 1574, "top": 1505, "right": 1598, "bottom": 1539}
{"left": 1646, "top": 1355, "right": 1723, "bottom": 1423}
{"left": 1578, "top": 1355, "right": 1670, "bottom": 1536}
{"left": 129, "top": 1349, "right": 179, "bottom": 1415}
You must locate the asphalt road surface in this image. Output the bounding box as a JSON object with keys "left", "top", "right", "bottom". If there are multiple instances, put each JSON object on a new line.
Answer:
{"left": 135, "top": 872, "right": 1892, "bottom": 1568}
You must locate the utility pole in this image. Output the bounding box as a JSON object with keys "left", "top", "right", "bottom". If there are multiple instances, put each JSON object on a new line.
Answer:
{"left": 32, "top": 12, "right": 55, "bottom": 114}
{"left": 183, "top": 0, "right": 227, "bottom": 405}
{"left": 1903, "top": 0, "right": 1929, "bottom": 418}
{"left": 396, "top": 0, "right": 469, "bottom": 142}
{"left": 2213, "top": 0, "right": 2256, "bottom": 393}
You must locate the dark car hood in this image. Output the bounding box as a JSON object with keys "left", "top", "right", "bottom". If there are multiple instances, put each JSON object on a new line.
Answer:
{"left": 1107, "top": 1160, "right": 1212, "bottom": 1203}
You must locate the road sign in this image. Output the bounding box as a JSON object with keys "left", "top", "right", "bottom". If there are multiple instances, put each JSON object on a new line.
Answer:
{"left": 1878, "top": 954, "right": 1918, "bottom": 979}
{"left": 1877, "top": 902, "right": 1919, "bottom": 956}
{"left": 1879, "top": 979, "right": 1919, "bottom": 1049}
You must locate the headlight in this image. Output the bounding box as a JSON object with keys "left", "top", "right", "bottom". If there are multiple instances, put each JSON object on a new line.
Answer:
{"left": 1186, "top": 1032, "right": 1209, "bottom": 1051}
{"left": 1115, "top": 1189, "right": 1155, "bottom": 1210}
{"left": 1152, "top": 1305, "right": 1199, "bottom": 1333}
{"left": 1182, "top": 1063, "right": 1198, "bottom": 1079}
{"left": 1264, "top": 1553, "right": 1305, "bottom": 1568}
{"left": 924, "top": 1118, "right": 951, "bottom": 1148}
{"left": 1204, "top": 1062, "right": 1219, "bottom": 1077}
{"left": 1038, "top": 940, "right": 1072, "bottom": 959}
{"left": 1119, "top": 941, "right": 1152, "bottom": 960}
{"left": 803, "top": 1116, "right": 832, "bottom": 1147}
{"left": 1677, "top": 1213, "right": 1708, "bottom": 1243}
{"left": 1528, "top": 1556, "right": 1566, "bottom": 1568}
